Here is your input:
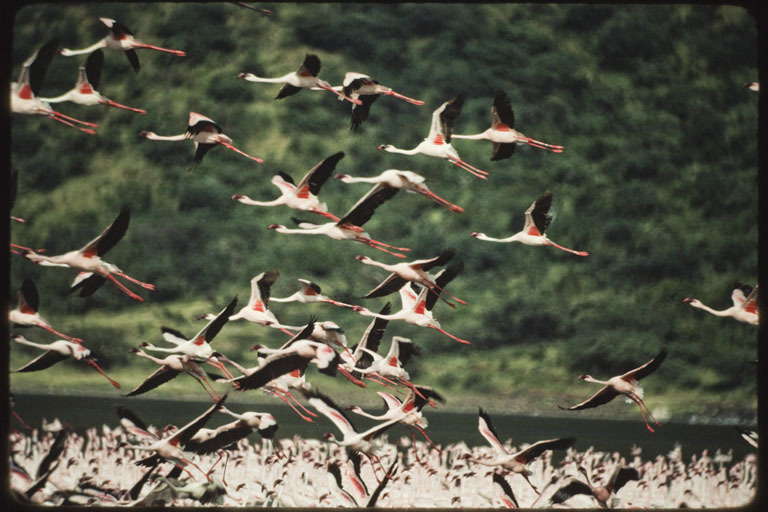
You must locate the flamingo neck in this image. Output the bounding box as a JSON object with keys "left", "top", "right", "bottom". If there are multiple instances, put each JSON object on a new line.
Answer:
{"left": 60, "top": 40, "right": 107, "bottom": 56}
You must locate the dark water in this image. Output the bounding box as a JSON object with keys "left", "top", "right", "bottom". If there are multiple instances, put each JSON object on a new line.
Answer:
{"left": 9, "top": 393, "right": 756, "bottom": 463}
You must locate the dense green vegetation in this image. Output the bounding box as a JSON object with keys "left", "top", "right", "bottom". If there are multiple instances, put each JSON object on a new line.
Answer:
{"left": 8, "top": 3, "right": 758, "bottom": 421}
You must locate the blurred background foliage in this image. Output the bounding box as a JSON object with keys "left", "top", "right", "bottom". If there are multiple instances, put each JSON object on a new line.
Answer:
{"left": 8, "top": 3, "right": 758, "bottom": 418}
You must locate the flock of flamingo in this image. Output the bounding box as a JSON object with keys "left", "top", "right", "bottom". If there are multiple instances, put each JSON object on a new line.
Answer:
{"left": 8, "top": 7, "right": 759, "bottom": 508}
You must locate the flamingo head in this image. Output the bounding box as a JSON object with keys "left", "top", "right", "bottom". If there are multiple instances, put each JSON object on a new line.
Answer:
{"left": 129, "top": 347, "right": 140, "bottom": 353}
{"left": 232, "top": 194, "right": 244, "bottom": 200}
{"left": 345, "top": 405, "right": 360, "bottom": 412}
{"left": 354, "top": 255, "right": 369, "bottom": 262}
{"left": 140, "top": 342, "right": 150, "bottom": 348}
{"left": 682, "top": 297, "right": 698, "bottom": 305}
{"left": 137, "top": 130, "right": 154, "bottom": 139}
{"left": 377, "top": 144, "right": 390, "bottom": 151}
{"left": 469, "top": 232, "right": 482, "bottom": 238}
{"left": 250, "top": 343, "right": 265, "bottom": 352}
{"left": 334, "top": 173, "right": 349, "bottom": 180}
{"left": 577, "top": 374, "right": 591, "bottom": 381}
{"left": 322, "top": 432, "right": 336, "bottom": 441}
{"left": 268, "top": 223, "right": 282, "bottom": 230}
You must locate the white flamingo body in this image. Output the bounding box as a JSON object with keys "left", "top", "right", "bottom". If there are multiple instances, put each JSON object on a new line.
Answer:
{"left": 9, "top": 279, "right": 82, "bottom": 342}
{"left": 238, "top": 54, "right": 361, "bottom": 104}
{"left": 233, "top": 152, "right": 343, "bottom": 220}
{"left": 336, "top": 71, "right": 424, "bottom": 130}
{"left": 38, "top": 50, "right": 145, "bottom": 113}
{"left": 378, "top": 95, "right": 488, "bottom": 179}
{"left": 471, "top": 191, "right": 588, "bottom": 256}
{"left": 23, "top": 207, "right": 155, "bottom": 301}
{"left": 59, "top": 18, "right": 186, "bottom": 73}
{"left": 336, "top": 169, "right": 463, "bottom": 212}
{"left": 683, "top": 285, "right": 758, "bottom": 325}
{"left": 451, "top": 90, "right": 563, "bottom": 159}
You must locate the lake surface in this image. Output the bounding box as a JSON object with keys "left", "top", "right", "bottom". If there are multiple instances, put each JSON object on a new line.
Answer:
{"left": 9, "top": 393, "right": 756, "bottom": 464}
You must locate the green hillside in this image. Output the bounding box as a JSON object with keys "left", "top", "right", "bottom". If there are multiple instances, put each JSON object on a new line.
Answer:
{"left": 8, "top": 3, "right": 759, "bottom": 422}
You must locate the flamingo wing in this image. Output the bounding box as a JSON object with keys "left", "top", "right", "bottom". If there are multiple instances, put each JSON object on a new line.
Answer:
{"left": 70, "top": 272, "right": 106, "bottom": 297}
{"left": 80, "top": 206, "right": 130, "bottom": 257}
{"left": 492, "top": 472, "right": 519, "bottom": 508}
{"left": 610, "top": 466, "right": 640, "bottom": 493}
{"left": 416, "top": 248, "right": 456, "bottom": 272}
{"left": 256, "top": 269, "right": 280, "bottom": 308}
{"left": 350, "top": 95, "right": 379, "bottom": 131}
{"left": 395, "top": 336, "right": 420, "bottom": 367}
{"left": 425, "top": 260, "right": 463, "bottom": 311}
{"left": 36, "top": 430, "right": 67, "bottom": 479}
{"left": 232, "top": 353, "right": 311, "bottom": 391}
{"left": 560, "top": 385, "right": 620, "bottom": 410}
{"left": 363, "top": 273, "right": 408, "bottom": 299}
{"left": 275, "top": 83, "right": 302, "bottom": 99}
{"left": 125, "top": 49, "right": 141, "bottom": 73}
{"left": 513, "top": 437, "right": 576, "bottom": 463}
{"left": 624, "top": 348, "right": 667, "bottom": 381}
{"left": 185, "top": 422, "right": 253, "bottom": 454}
{"left": 365, "top": 460, "right": 398, "bottom": 507}
{"left": 355, "top": 304, "right": 391, "bottom": 360}
{"left": 193, "top": 142, "right": 216, "bottom": 163}
{"left": 27, "top": 38, "right": 59, "bottom": 97}
{"left": 18, "top": 278, "right": 40, "bottom": 313}
{"left": 304, "top": 388, "right": 358, "bottom": 436}
{"left": 14, "top": 350, "right": 69, "bottom": 372}
{"left": 491, "top": 90, "right": 515, "bottom": 129}
{"left": 527, "top": 192, "right": 553, "bottom": 236}
{"left": 172, "top": 394, "right": 228, "bottom": 447}
{"left": 339, "top": 185, "right": 398, "bottom": 228}
{"left": 297, "top": 152, "right": 345, "bottom": 195}
{"left": 491, "top": 142, "right": 516, "bottom": 161}
{"left": 124, "top": 366, "right": 181, "bottom": 397}
{"left": 478, "top": 408, "right": 507, "bottom": 455}
{"left": 299, "top": 53, "right": 321, "bottom": 77}
{"left": 84, "top": 49, "right": 104, "bottom": 90}
{"left": 439, "top": 94, "right": 464, "bottom": 143}
{"left": 190, "top": 296, "right": 238, "bottom": 344}
{"left": 550, "top": 479, "right": 593, "bottom": 505}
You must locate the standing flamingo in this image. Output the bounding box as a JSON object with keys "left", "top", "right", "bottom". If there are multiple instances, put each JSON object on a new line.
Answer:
{"left": 139, "top": 112, "right": 264, "bottom": 166}
{"left": 355, "top": 248, "right": 465, "bottom": 308}
{"left": 271, "top": 278, "right": 362, "bottom": 311}
{"left": 197, "top": 271, "right": 298, "bottom": 335}
{"left": 268, "top": 184, "right": 410, "bottom": 258}
{"left": 470, "top": 191, "right": 588, "bottom": 256}
{"left": 59, "top": 17, "right": 186, "bottom": 73}
{"left": 377, "top": 95, "right": 488, "bottom": 179}
{"left": 335, "top": 72, "right": 424, "bottom": 131}
{"left": 233, "top": 152, "right": 343, "bottom": 220}
{"left": 451, "top": 90, "right": 564, "bottom": 160}
{"left": 11, "top": 38, "right": 97, "bottom": 134}
{"left": 38, "top": 50, "right": 145, "bottom": 113}
{"left": 357, "top": 263, "right": 470, "bottom": 344}
{"left": 683, "top": 284, "right": 759, "bottom": 325}
{"left": 125, "top": 348, "right": 221, "bottom": 402}
{"left": 11, "top": 334, "right": 120, "bottom": 389}
{"left": 558, "top": 348, "right": 668, "bottom": 432}
{"left": 335, "top": 168, "right": 463, "bottom": 213}
{"left": 471, "top": 407, "right": 576, "bottom": 493}
{"left": 23, "top": 206, "right": 155, "bottom": 301}
{"left": 9, "top": 279, "right": 82, "bottom": 342}
{"left": 238, "top": 53, "right": 361, "bottom": 104}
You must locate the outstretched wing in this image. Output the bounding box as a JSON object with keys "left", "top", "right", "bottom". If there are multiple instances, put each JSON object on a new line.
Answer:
{"left": 14, "top": 350, "right": 68, "bottom": 372}
{"left": 190, "top": 296, "right": 238, "bottom": 345}
{"left": 124, "top": 366, "right": 181, "bottom": 397}
{"left": 339, "top": 185, "right": 398, "bottom": 228}
{"left": 297, "top": 152, "right": 345, "bottom": 195}
{"left": 625, "top": 348, "right": 667, "bottom": 381}
{"left": 79, "top": 206, "right": 130, "bottom": 257}
{"left": 478, "top": 408, "right": 507, "bottom": 455}
{"left": 559, "top": 385, "right": 619, "bottom": 411}
{"left": 514, "top": 437, "right": 576, "bottom": 464}
{"left": 491, "top": 90, "right": 515, "bottom": 129}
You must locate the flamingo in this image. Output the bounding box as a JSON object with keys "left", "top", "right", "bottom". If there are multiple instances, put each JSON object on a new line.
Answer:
{"left": 558, "top": 348, "right": 668, "bottom": 432}
{"left": 550, "top": 465, "right": 639, "bottom": 508}
{"left": 268, "top": 183, "right": 410, "bottom": 258}
{"left": 349, "top": 335, "right": 420, "bottom": 389}
{"left": 140, "top": 296, "right": 239, "bottom": 381}
{"left": 130, "top": 397, "right": 227, "bottom": 481}
{"left": 125, "top": 348, "right": 221, "bottom": 402}
{"left": 743, "top": 82, "right": 759, "bottom": 92}
{"left": 59, "top": 17, "right": 186, "bottom": 73}
{"left": 683, "top": 284, "right": 759, "bottom": 325}
{"left": 335, "top": 168, "right": 463, "bottom": 212}
{"left": 451, "top": 90, "right": 564, "bottom": 159}
{"left": 377, "top": 95, "right": 488, "bottom": 179}
{"left": 38, "top": 50, "right": 145, "bottom": 113}
{"left": 492, "top": 473, "right": 520, "bottom": 508}
{"left": 238, "top": 53, "right": 361, "bottom": 104}
{"left": 197, "top": 271, "right": 298, "bottom": 335}
{"left": 233, "top": 152, "right": 343, "bottom": 221}
{"left": 343, "top": 303, "right": 394, "bottom": 385}
{"left": 139, "top": 112, "right": 264, "bottom": 166}
{"left": 470, "top": 191, "right": 588, "bottom": 256}
{"left": 9, "top": 279, "right": 82, "bottom": 342}
{"left": 335, "top": 71, "right": 424, "bottom": 131}
{"left": 11, "top": 334, "right": 120, "bottom": 389}
{"left": 327, "top": 459, "right": 397, "bottom": 507}
{"left": 355, "top": 248, "right": 466, "bottom": 308}
{"left": 11, "top": 38, "right": 97, "bottom": 134}
{"left": 270, "top": 278, "right": 362, "bottom": 311}
{"left": 23, "top": 206, "right": 155, "bottom": 301}
{"left": 471, "top": 407, "right": 576, "bottom": 493}
{"left": 357, "top": 263, "right": 471, "bottom": 344}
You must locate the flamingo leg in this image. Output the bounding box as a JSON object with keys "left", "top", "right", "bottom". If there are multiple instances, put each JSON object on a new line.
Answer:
{"left": 544, "top": 240, "right": 588, "bottom": 257}
{"left": 190, "top": 373, "right": 222, "bottom": 403}
{"left": 44, "top": 113, "right": 97, "bottom": 134}
{"left": 276, "top": 326, "right": 298, "bottom": 336}
{"left": 520, "top": 471, "right": 540, "bottom": 495}
{"left": 633, "top": 399, "right": 656, "bottom": 433}
{"left": 411, "top": 425, "right": 441, "bottom": 454}
{"left": 428, "top": 281, "right": 466, "bottom": 306}
{"left": 449, "top": 158, "right": 488, "bottom": 179}
{"left": 418, "top": 189, "right": 464, "bottom": 213}
{"left": 132, "top": 43, "right": 186, "bottom": 56}
{"left": 357, "top": 239, "right": 407, "bottom": 258}
{"left": 105, "top": 273, "right": 145, "bottom": 301}
{"left": 217, "top": 141, "right": 265, "bottom": 163}
{"left": 11, "top": 409, "right": 33, "bottom": 430}
{"left": 46, "top": 108, "right": 99, "bottom": 127}
{"left": 428, "top": 325, "right": 471, "bottom": 344}
{"left": 337, "top": 365, "right": 367, "bottom": 387}
{"left": 265, "top": 388, "right": 314, "bottom": 422}
{"left": 272, "top": 386, "right": 318, "bottom": 417}
{"left": 366, "top": 374, "right": 402, "bottom": 393}
{"left": 385, "top": 90, "right": 425, "bottom": 105}
{"left": 38, "top": 324, "right": 82, "bottom": 343}
{"left": 102, "top": 99, "right": 146, "bottom": 114}
{"left": 311, "top": 208, "right": 340, "bottom": 222}
{"left": 83, "top": 358, "right": 121, "bottom": 388}
{"left": 398, "top": 379, "right": 431, "bottom": 405}
{"left": 638, "top": 398, "right": 662, "bottom": 428}
{"left": 363, "top": 237, "right": 411, "bottom": 252}
{"left": 523, "top": 137, "right": 564, "bottom": 152}
{"left": 114, "top": 272, "right": 155, "bottom": 290}
{"left": 410, "top": 431, "right": 424, "bottom": 465}
{"left": 205, "top": 359, "right": 237, "bottom": 381}
{"left": 11, "top": 216, "right": 26, "bottom": 223}
{"left": 316, "top": 82, "right": 362, "bottom": 105}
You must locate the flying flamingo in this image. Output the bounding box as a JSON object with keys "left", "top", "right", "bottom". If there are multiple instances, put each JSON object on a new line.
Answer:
{"left": 271, "top": 278, "right": 363, "bottom": 311}
{"left": 38, "top": 50, "right": 145, "bottom": 113}
{"left": 11, "top": 334, "right": 120, "bottom": 389}
{"left": 492, "top": 473, "right": 520, "bottom": 509}
{"left": 470, "top": 191, "right": 588, "bottom": 256}
{"left": 125, "top": 348, "right": 221, "bottom": 403}
{"left": 355, "top": 248, "right": 466, "bottom": 308}
{"left": 139, "top": 112, "right": 264, "bottom": 166}
{"left": 9, "top": 279, "right": 82, "bottom": 342}
{"left": 558, "top": 348, "right": 668, "bottom": 432}
{"left": 357, "top": 263, "right": 471, "bottom": 344}
{"left": 335, "top": 168, "right": 463, "bottom": 213}
{"left": 197, "top": 271, "right": 298, "bottom": 335}
{"left": 377, "top": 95, "right": 488, "bottom": 179}
{"left": 471, "top": 407, "right": 576, "bottom": 493}
{"left": 238, "top": 53, "right": 361, "bottom": 104}
{"left": 334, "top": 71, "right": 424, "bottom": 131}
{"left": 140, "top": 296, "right": 239, "bottom": 382}
{"left": 451, "top": 90, "right": 564, "bottom": 160}
{"left": 233, "top": 152, "right": 343, "bottom": 220}
{"left": 327, "top": 457, "right": 397, "bottom": 507}
{"left": 59, "top": 17, "right": 186, "bottom": 73}
{"left": 550, "top": 465, "right": 639, "bottom": 507}
{"left": 683, "top": 284, "right": 759, "bottom": 325}
{"left": 743, "top": 82, "right": 759, "bottom": 92}
{"left": 23, "top": 206, "right": 155, "bottom": 301}
{"left": 268, "top": 184, "right": 410, "bottom": 258}
{"left": 11, "top": 38, "right": 97, "bottom": 134}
